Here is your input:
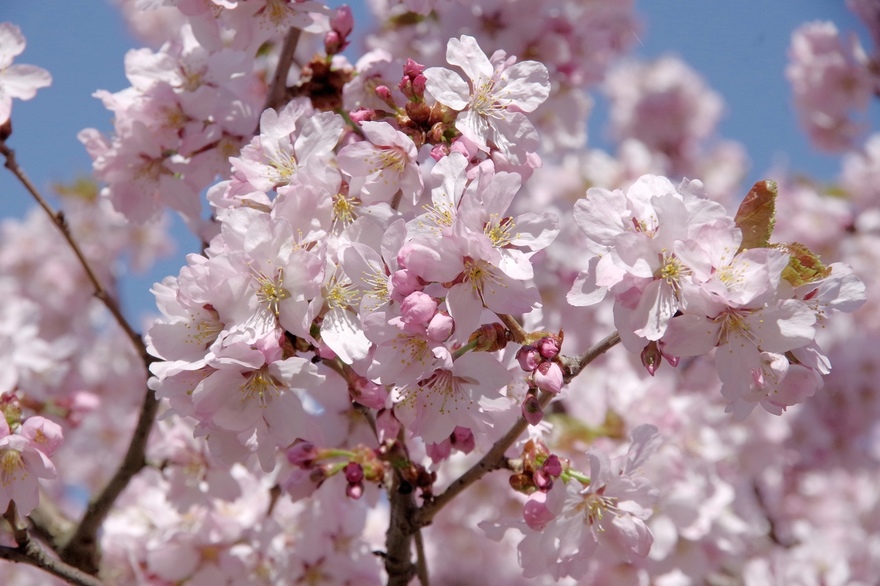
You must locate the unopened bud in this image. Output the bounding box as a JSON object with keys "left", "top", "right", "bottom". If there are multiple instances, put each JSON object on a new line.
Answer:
{"left": 343, "top": 462, "right": 364, "bottom": 484}
{"left": 534, "top": 362, "right": 563, "bottom": 394}
{"left": 516, "top": 345, "right": 541, "bottom": 371}
{"left": 537, "top": 336, "right": 561, "bottom": 359}
{"left": 522, "top": 394, "right": 543, "bottom": 426}
{"left": 542, "top": 454, "right": 562, "bottom": 478}
{"left": 468, "top": 322, "right": 508, "bottom": 352}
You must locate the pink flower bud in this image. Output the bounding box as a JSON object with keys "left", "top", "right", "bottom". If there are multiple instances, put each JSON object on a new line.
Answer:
{"left": 324, "top": 31, "right": 344, "bottom": 55}
{"left": 403, "top": 58, "right": 425, "bottom": 78}
{"left": 426, "top": 311, "right": 454, "bottom": 342}
{"left": 522, "top": 394, "right": 543, "bottom": 425}
{"left": 331, "top": 6, "right": 354, "bottom": 36}
{"left": 411, "top": 74, "right": 426, "bottom": 97}
{"left": 451, "top": 426, "right": 475, "bottom": 454}
{"left": 542, "top": 454, "right": 562, "bottom": 478}
{"left": 516, "top": 345, "right": 541, "bottom": 371}
{"left": 537, "top": 336, "right": 560, "bottom": 359}
{"left": 349, "top": 108, "right": 378, "bottom": 124}
{"left": 390, "top": 269, "right": 421, "bottom": 299}
{"left": 401, "top": 291, "right": 437, "bottom": 325}
{"left": 343, "top": 462, "right": 364, "bottom": 484}
{"left": 346, "top": 482, "right": 364, "bottom": 499}
{"left": 523, "top": 492, "right": 555, "bottom": 530}
{"left": 533, "top": 468, "right": 554, "bottom": 491}
{"left": 375, "top": 85, "right": 394, "bottom": 104}
{"left": 286, "top": 440, "right": 318, "bottom": 467}
{"left": 534, "top": 362, "right": 563, "bottom": 394}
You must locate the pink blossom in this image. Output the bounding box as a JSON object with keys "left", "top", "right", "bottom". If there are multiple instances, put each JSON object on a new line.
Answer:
{"left": 337, "top": 121, "right": 423, "bottom": 205}
{"left": 424, "top": 35, "right": 550, "bottom": 164}
{"left": 0, "top": 416, "right": 60, "bottom": 516}
{"left": 0, "top": 23, "right": 51, "bottom": 125}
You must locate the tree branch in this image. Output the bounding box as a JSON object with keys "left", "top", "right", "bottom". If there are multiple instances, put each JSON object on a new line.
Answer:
{"left": 0, "top": 142, "right": 149, "bottom": 364}
{"left": 1, "top": 503, "right": 104, "bottom": 586}
{"left": 59, "top": 381, "right": 158, "bottom": 573}
{"left": 259, "top": 27, "right": 302, "bottom": 127}
{"left": 1, "top": 140, "right": 159, "bottom": 574}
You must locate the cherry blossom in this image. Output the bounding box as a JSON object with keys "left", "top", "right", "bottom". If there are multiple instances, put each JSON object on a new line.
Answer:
{"left": 424, "top": 34, "right": 550, "bottom": 163}
{"left": 0, "top": 23, "right": 51, "bottom": 126}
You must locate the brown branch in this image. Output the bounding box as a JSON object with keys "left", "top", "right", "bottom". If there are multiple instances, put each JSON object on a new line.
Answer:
{"left": 559, "top": 330, "right": 621, "bottom": 383}
{"left": 384, "top": 468, "right": 418, "bottom": 586}
{"left": 0, "top": 542, "right": 104, "bottom": 586}
{"left": 0, "top": 142, "right": 148, "bottom": 363}
{"left": 59, "top": 384, "right": 158, "bottom": 574}
{"left": 258, "top": 27, "right": 303, "bottom": 130}
{"left": 1, "top": 140, "right": 160, "bottom": 574}
{"left": 413, "top": 529, "right": 429, "bottom": 586}
{"left": 1, "top": 503, "right": 104, "bottom": 586}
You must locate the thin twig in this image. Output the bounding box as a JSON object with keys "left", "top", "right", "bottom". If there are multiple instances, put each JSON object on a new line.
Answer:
{"left": 560, "top": 330, "right": 621, "bottom": 383}
{"left": 60, "top": 385, "right": 158, "bottom": 574}
{"left": 0, "top": 142, "right": 148, "bottom": 362}
{"left": 413, "top": 529, "right": 429, "bottom": 586}
{"left": 497, "top": 313, "right": 528, "bottom": 344}
{"left": 0, "top": 503, "right": 104, "bottom": 586}
{"left": 1, "top": 140, "right": 159, "bottom": 574}
{"left": 0, "top": 543, "right": 104, "bottom": 586}
{"left": 258, "top": 27, "right": 303, "bottom": 130}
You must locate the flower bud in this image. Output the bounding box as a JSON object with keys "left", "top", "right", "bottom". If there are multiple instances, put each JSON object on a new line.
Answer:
{"left": 343, "top": 462, "right": 364, "bottom": 484}
{"left": 542, "top": 454, "right": 562, "bottom": 478}
{"left": 516, "top": 345, "right": 541, "bottom": 371}
{"left": 401, "top": 291, "right": 437, "bottom": 325}
{"left": 349, "top": 107, "right": 378, "bottom": 124}
{"left": 451, "top": 426, "right": 475, "bottom": 454}
{"left": 346, "top": 482, "right": 364, "bottom": 499}
{"left": 537, "top": 336, "right": 560, "bottom": 359}
{"left": 533, "top": 468, "right": 554, "bottom": 491}
{"left": 426, "top": 311, "right": 454, "bottom": 342}
{"left": 286, "top": 440, "right": 318, "bottom": 467}
{"left": 534, "top": 362, "right": 563, "bottom": 394}
{"left": 522, "top": 394, "right": 543, "bottom": 426}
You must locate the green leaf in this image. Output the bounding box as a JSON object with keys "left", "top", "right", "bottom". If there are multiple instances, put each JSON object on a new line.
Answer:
{"left": 735, "top": 180, "right": 777, "bottom": 251}
{"left": 775, "top": 241, "right": 831, "bottom": 287}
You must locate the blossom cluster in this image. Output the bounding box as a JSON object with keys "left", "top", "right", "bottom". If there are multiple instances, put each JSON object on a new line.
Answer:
{"left": 569, "top": 175, "right": 865, "bottom": 417}
{"left": 0, "top": 1, "right": 878, "bottom": 585}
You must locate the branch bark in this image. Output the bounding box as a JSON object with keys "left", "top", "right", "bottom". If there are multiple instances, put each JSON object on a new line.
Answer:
{"left": 1, "top": 504, "right": 104, "bottom": 586}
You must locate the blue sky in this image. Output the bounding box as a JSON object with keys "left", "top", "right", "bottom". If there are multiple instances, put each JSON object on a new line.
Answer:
{"left": 0, "top": 1, "right": 876, "bottom": 321}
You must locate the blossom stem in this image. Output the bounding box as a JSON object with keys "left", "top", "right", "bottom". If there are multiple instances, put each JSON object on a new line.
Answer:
{"left": 498, "top": 313, "right": 528, "bottom": 344}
